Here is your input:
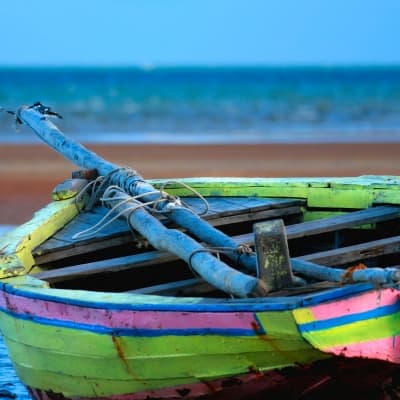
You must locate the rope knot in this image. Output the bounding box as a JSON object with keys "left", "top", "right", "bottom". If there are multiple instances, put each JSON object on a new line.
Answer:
{"left": 237, "top": 243, "right": 253, "bottom": 255}
{"left": 159, "top": 191, "right": 182, "bottom": 212}
{"left": 341, "top": 263, "right": 367, "bottom": 284}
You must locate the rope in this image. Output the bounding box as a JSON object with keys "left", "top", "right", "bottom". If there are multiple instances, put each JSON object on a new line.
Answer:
{"left": 108, "top": 167, "right": 145, "bottom": 196}
{"left": 341, "top": 263, "right": 367, "bottom": 284}
{"left": 158, "top": 180, "right": 209, "bottom": 215}
{"left": 236, "top": 243, "right": 254, "bottom": 255}
{"left": 86, "top": 167, "right": 140, "bottom": 210}
{"left": 73, "top": 175, "right": 104, "bottom": 212}
{"left": 71, "top": 174, "right": 211, "bottom": 240}
{"left": 72, "top": 186, "right": 159, "bottom": 240}
{"left": 73, "top": 168, "right": 130, "bottom": 212}
{"left": 188, "top": 245, "right": 255, "bottom": 277}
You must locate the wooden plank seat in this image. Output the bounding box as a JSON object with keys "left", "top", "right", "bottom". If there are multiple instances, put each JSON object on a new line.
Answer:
{"left": 32, "top": 205, "right": 400, "bottom": 293}
{"left": 33, "top": 196, "right": 304, "bottom": 264}
{"left": 299, "top": 234, "right": 400, "bottom": 266}
{"left": 235, "top": 205, "right": 400, "bottom": 243}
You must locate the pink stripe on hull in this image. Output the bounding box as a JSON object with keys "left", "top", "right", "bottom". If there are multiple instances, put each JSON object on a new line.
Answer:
{"left": 0, "top": 291, "right": 256, "bottom": 331}
{"left": 329, "top": 335, "right": 400, "bottom": 364}
{"left": 309, "top": 288, "right": 400, "bottom": 322}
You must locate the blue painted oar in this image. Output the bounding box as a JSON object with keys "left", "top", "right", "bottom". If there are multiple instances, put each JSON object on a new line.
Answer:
{"left": 291, "top": 259, "right": 400, "bottom": 285}
{"left": 18, "top": 104, "right": 269, "bottom": 297}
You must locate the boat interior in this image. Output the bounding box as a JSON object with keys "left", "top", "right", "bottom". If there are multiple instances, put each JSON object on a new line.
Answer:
{"left": 30, "top": 196, "right": 400, "bottom": 298}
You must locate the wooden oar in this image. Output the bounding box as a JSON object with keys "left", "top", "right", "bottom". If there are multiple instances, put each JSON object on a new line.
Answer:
{"left": 18, "top": 104, "right": 269, "bottom": 297}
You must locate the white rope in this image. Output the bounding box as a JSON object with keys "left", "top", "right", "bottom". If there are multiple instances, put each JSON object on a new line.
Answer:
{"left": 187, "top": 245, "right": 255, "bottom": 277}
{"left": 71, "top": 177, "right": 210, "bottom": 240}
{"left": 72, "top": 187, "right": 161, "bottom": 240}
{"left": 73, "top": 175, "right": 105, "bottom": 211}
{"left": 159, "top": 180, "right": 209, "bottom": 215}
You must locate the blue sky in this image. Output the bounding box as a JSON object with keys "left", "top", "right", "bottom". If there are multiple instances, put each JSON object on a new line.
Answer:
{"left": 1, "top": 0, "right": 399, "bottom": 66}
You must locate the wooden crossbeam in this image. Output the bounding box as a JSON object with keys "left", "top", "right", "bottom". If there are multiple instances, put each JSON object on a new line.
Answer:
{"left": 32, "top": 206, "right": 400, "bottom": 288}
{"left": 234, "top": 205, "right": 400, "bottom": 243}
{"left": 299, "top": 235, "right": 400, "bottom": 266}
{"left": 34, "top": 198, "right": 303, "bottom": 264}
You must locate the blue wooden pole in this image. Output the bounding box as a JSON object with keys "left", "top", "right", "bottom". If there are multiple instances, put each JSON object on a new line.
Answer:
{"left": 18, "top": 105, "right": 268, "bottom": 297}
{"left": 18, "top": 106, "right": 158, "bottom": 201}
{"left": 291, "top": 259, "right": 400, "bottom": 285}
{"left": 18, "top": 106, "right": 263, "bottom": 273}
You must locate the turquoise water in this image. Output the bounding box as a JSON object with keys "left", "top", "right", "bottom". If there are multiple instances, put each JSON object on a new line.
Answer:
{"left": 0, "top": 335, "right": 29, "bottom": 400}
{"left": 0, "top": 225, "right": 28, "bottom": 399}
{"left": 1, "top": 66, "right": 400, "bottom": 143}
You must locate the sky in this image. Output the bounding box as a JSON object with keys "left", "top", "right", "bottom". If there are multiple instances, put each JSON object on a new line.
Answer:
{"left": 0, "top": 0, "right": 399, "bottom": 66}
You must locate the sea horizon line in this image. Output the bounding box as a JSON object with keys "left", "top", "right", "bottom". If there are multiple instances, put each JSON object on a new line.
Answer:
{"left": 0, "top": 63, "right": 400, "bottom": 70}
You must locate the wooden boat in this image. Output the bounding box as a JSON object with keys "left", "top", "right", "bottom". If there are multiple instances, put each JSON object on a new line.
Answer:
{"left": 1, "top": 104, "right": 400, "bottom": 399}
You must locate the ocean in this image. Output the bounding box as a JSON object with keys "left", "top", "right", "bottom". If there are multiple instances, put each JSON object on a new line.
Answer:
{"left": 0, "top": 336, "right": 29, "bottom": 399}
{"left": 0, "top": 227, "right": 29, "bottom": 399}
{"left": 0, "top": 66, "right": 400, "bottom": 144}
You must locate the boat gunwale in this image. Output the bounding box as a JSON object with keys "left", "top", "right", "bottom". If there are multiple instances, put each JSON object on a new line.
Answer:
{"left": 0, "top": 279, "right": 378, "bottom": 312}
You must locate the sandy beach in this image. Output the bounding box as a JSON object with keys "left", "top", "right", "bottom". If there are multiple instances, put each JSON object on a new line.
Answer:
{"left": 1, "top": 142, "right": 400, "bottom": 225}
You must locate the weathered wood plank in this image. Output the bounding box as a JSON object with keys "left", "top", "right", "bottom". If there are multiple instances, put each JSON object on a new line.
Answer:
{"left": 254, "top": 220, "right": 293, "bottom": 291}
{"left": 233, "top": 205, "right": 400, "bottom": 244}
{"left": 36, "top": 235, "right": 134, "bottom": 264}
{"left": 34, "top": 232, "right": 400, "bottom": 288}
{"left": 36, "top": 208, "right": 125, "bottom": 253}
{"left": 207, "top": 206, "right": 301, "bottom": 227}
{"left": 32, "top": 227, "right": 255, "bottom": 284}
{"left": 299, "top": 235, "right": 400, "bottom": 265}
{"left": 33, "top": 197, "right": 303, "bottom": 264}
{"left": 33, "top": 237, "right": 71, "bottom": 257}
{"left": 287, "top": 205, "right": 400, "bottom": 239}
{"left": 33, "top": 251, "right": 176, "bottom": 283}
{"left": 206, "top": 197, "right": 303, "bottom": 213}
{"left": 33, "top": 205, "right": 400, "bottom": 285}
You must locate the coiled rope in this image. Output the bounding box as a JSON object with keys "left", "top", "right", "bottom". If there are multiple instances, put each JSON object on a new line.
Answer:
{"left": 72, "top": 172, "right": 210, "bottom": 240}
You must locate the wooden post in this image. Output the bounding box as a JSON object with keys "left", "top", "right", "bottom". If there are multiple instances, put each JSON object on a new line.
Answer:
{"left": 254, "top": 219, "right": 293, "bottom": 292}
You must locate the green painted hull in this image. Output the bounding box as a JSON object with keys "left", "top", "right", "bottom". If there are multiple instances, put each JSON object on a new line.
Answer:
{"left": 0, "top": 176, "right": 400, "bottom": 399}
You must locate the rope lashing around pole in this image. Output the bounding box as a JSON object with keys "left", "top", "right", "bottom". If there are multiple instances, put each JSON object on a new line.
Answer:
{"left": 71, "top": 175, "right": 211, "bottom": 240}
{"left": 187, "top": 245, "right": 255, "bottom": 278}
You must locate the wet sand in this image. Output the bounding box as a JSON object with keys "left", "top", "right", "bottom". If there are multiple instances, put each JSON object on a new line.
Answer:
{"left": 1, "top": 142, "right": 400, "bottom": 224}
